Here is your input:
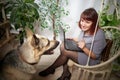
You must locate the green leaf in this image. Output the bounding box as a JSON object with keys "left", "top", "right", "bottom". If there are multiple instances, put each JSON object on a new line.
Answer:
{"left": 107, "top": 14, "right": 113, "bottom": 21}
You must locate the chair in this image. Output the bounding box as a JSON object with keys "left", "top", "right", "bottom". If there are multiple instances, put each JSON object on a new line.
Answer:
{"left": 68, "top": 28, "right": 120, "bottom": 80}
{"left": 66, "top": 0, "right": 120, "bottom": 79}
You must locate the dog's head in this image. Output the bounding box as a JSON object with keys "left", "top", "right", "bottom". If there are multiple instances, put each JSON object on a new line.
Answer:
{"left": 18, "top": 28, "right": 59, "bottom": 64}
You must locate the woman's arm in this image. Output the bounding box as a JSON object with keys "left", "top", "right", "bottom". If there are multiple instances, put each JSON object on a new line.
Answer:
{"left": 77, "top": 39, "right": 96, "bottom": 59}
{"left": 82, "top": 47, "right": 96, "bottom": 59}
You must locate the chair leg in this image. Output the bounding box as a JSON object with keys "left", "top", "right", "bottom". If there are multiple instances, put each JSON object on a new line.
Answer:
{"left": 70, "top": 67, "right": 81, "bottom": 80}
{"left": 105, "top": 72, "right": 111, "bottom": 80}
{"left": 84, "top": 70, "right": 90, "bottom": 80}
{"left": 80, "top": 69, "right": 87, "bottom": 80}
{"left": 77, "top": 68, "right": 82, "bottom": 80}
{"left": 91, "top": 74, "right": 95, "bottom": 80}
{"left": 101, "top": 72, "right": 105, "bottom": 79}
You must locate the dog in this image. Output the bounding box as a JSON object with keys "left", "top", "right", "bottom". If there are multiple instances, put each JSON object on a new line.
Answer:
{"left": 0, "top": 28, "right": 59, "bottom": 80}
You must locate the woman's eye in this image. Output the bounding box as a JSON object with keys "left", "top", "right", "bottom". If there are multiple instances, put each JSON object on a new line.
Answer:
{"left": 86, "top": 21, "right": 90, "bottom": 23}
{"left": 81, "top": 19, "right": 85, "bottom": 22}
{"left": 86, "top": 20, "right": 91, "bottom": 24}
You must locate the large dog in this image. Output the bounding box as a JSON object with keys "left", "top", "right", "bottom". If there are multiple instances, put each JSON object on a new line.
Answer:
{"left": 0, "top": 28, "right": 59, "bottom": 80}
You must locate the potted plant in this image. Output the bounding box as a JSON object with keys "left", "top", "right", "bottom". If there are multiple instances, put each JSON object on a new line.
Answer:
{"left": 6, "top": 0, "right": 39, "bottom": 44}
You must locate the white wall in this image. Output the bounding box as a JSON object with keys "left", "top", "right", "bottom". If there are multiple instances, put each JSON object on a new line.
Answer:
{"left": 62, "top": 0, "right": 103, "bottom": 38}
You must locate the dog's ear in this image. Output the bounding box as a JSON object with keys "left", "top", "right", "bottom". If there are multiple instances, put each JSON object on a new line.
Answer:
{"left": 25, "top": 27, "right": 33, "bottom": 38}
{"left": 31, "top": 34, "right": 40, "bottom": 48}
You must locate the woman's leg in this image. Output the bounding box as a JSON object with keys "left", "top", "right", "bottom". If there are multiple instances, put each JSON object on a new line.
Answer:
{"left": 57, "top": 43, "right": 79, "bottom": 80}
{"left": 57, "top": 64, "right": 71, "bottom": 80}
{"left": 39, "top": 43, "right": 78, "bottom": 77}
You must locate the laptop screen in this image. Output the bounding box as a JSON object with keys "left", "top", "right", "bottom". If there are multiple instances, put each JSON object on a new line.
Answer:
{"left": 59, "top": 26, "right": 65, "bottom": 42}
{"left": 59, "top": 26, "right": 83, "bottom": 52}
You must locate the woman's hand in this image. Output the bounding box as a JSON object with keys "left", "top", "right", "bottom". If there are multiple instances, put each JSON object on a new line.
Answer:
{"left": 77, "top": 39, "right": 96, "bottom": 59}
{"left": 77, "top": 39, "right": 85, "bottom": 49}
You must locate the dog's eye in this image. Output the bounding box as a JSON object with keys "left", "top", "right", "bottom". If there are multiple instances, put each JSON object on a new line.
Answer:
{"left": 42, "top": 38, "right": 48, "bottom": 46}
{"left": 38, "top": 38, "right": 49, "bottom": 48}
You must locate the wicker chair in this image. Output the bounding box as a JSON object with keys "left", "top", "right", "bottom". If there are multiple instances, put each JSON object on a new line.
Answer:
{"left": 68, "top": 28, "right": 120, "bottom": 80}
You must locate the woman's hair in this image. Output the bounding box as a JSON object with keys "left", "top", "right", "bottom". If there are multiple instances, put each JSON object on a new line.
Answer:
{"left": 78, "top": 8, "right": 99, "bottom": 35}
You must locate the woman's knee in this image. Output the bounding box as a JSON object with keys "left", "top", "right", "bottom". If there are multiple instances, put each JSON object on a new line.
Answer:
{"left": 60, "top": 43, "right": 65, "bottom": 51}
{"left": 60, "top": 43, "right": 67, "bottom": 55}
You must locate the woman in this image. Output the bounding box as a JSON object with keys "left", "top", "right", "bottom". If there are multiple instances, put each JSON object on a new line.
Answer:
{"left": 39, "top": 8, "right": 106, "bottom": 80}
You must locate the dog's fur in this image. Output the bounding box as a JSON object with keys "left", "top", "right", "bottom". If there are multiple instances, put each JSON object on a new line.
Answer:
{"left": 0, "top": 28, "right": 59, "bottom": 80}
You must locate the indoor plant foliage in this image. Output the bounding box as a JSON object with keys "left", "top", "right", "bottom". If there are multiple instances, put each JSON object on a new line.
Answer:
{"left": 37, "top": 0, "right": 69, "bottom": 40}
{"left": 6, "top": 0, "right": 39, "bottom": 43}
{"left": 99, "top": 6, "right": 120, "bottom": 27}
{"left": 99, "top": 0, "right": 120, "bottom": 40}
{"left": 99, "top": 0, "right": 120, "bottom": 73}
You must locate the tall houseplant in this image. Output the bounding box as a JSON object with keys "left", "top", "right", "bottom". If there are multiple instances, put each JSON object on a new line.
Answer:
{"left": 6, "top": 0, "right": 39, "bottom": 44}
{"left": 37, "top": 0, "right": 69, "bottom": 40}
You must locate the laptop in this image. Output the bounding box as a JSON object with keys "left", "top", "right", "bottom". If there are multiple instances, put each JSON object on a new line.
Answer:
{"left": 59, "top": 26, "right": 83, "bottom": 52}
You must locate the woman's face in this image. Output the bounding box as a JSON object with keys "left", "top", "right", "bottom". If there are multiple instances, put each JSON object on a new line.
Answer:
{"left": 80, "top": 18, "right": 93, "bottom": 33}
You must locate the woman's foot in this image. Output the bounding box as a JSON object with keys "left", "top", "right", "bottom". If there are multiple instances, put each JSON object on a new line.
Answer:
{"left": 39, "top": 68, "right": 55, "bottom": 77}
{"left": 57, "top": 72, "right": 71, "bottom": 80}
